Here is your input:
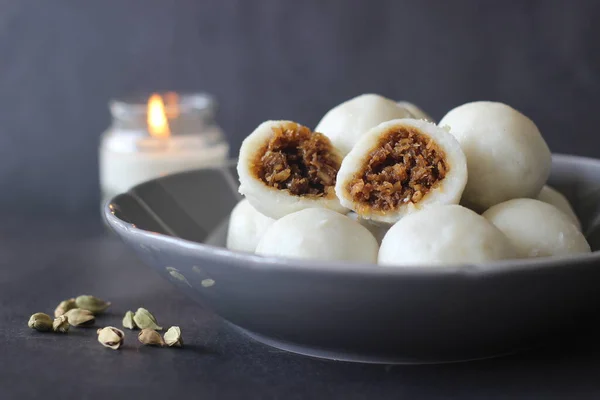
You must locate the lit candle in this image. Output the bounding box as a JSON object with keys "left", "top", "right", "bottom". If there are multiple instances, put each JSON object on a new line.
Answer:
{"left": 99, "top": 92, "right": 229, "bottom": 205}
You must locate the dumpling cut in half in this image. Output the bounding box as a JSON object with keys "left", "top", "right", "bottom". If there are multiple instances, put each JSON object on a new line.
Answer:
{"left": 238, "top": 120, "right": 347, "bottom": 219}
{"left": 336, "top": 119, "right": 468, "bottom": 224}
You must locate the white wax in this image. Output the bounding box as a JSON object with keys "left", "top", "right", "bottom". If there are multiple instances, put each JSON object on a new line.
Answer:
{"left": 100, "top": 130, "right": 228, "bottom": 201}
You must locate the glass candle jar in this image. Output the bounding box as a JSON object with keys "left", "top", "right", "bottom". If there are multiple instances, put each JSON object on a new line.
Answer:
{"left": 99, "top": 92, "right": 229, "bottom": 206}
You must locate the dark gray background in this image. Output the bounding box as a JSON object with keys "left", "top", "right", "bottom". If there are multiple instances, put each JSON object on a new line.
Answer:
{"left": 1, "top": 0, "right": 599, "bottom": 215}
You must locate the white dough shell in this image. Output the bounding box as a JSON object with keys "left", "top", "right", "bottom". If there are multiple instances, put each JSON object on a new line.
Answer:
{"left": 336, "top": 118, "right": 468, "bottom": 224}
{"left": 439, "top": 101, "right": 552, "bottom": 212}
{"left": 237, "top": 120, "right": 347, "bottom": 219}
{"left": 482, "top": 198, "right": 590, "bottom": 258}
{"left": 378, "top": 205, "right": 517, "bottom": 266}
{"left": 537, "top": 185, "right": 581, "bottom": 230}
{"left": 315, "top": 94, "right": 411, "bottom": 156}
{"left": 226, "top": 199, "right": 275, "bottom": 253}
{"left": 256, "top": 208, "right": 379, "bottom": 263}
{"left": 347, "top": 211, "right": 390, "bottom": 244}
{"left": 396, "top": 101, "right": 434, "bottom": 122}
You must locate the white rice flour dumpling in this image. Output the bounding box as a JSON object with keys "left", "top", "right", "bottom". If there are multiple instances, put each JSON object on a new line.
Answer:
{"left": 226, "top": 198, "right": 275, "bottom": 253}
{"left": 537, "top": 185, "right": 581, "bottom": 230}
{"left": 256, "top": 208, "right": 378, "bottom": 263}
{"left": 378, "top": 205, "right": 517, "bottom": 266}
{"left": 336, "top": 118, "right": 467, "bottom": 224}
{"left": 439, "top": 101, "right": 552, "bottom": 212}
{"left": 483, "top": 199, "right": 590, "bottom": 258}
{"left": 237, "top": 120, "right": 347, "bottom": 219}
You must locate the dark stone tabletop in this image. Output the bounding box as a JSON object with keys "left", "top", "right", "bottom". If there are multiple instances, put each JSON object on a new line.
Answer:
{"left": 2, "top": 214, "right": 600, "bottom": 399}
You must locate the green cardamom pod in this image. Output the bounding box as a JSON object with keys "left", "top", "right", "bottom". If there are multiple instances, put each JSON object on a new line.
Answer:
{"left": 138, "top": 329, "right": 165, "bottom": 346}
{"left": 75, "top": 295, "right": 111, "bottom": 314}
{"left": 54, "top": 298, "right": 76, "bottom": 317}
{"left": 52, "top": 315, "right": 70, "bottom": 333}
{"left": 97, "top": 326, "right": 124, "bottom": 350}
{"left": 28, "top": 312, "right": 53, "bottom": 332}
{"left": 64, "top": 308, "right": 95, "bottom": 326}
{"left": 122, "top": 310, "right": 136, "bottom": 330}
{"left": 163, "top": 326, "right": 183, "bottom": 347}
{"left": 132, "top": 308, "right": 162, "bottom": 331}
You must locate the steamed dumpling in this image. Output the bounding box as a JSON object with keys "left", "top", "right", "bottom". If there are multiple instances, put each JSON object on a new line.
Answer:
{"left": 537, "top": 185, "right": 581, "bottom": 230}
{"left": 483, "top": 198, "right": 590, "bottom": 258}
{"left": 396, "top": 101, "right": 434, "bottom": 122}
{"left": 226, "top": 199, "right": 275, "bottom": 253}
{"left": 336, "top": 118, "right": 468, "bottom": 223}
{"left": 378, "top": 205, "right": 517, "bottom": 266}
{"left": 237, "top": 120, "right": 347, "bottom": 219}
{"left": 256, "top": 208, "right": 378, "bottom": 263}
{"left": 439, "top": 101, "right": 551, "bottom": 212}
{"left": 315, "top": 94, "right": 411, "bottom": 155}
{"left": 347, "top": 211, "right": 390, "bottom": 244}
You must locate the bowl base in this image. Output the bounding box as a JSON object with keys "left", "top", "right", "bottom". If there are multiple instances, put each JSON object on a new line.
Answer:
{"left": 231, "top": 324, "right": 526, "bottom": 365}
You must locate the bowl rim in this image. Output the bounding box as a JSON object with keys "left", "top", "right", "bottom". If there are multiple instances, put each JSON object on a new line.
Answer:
{"left": 104, "top": 153, "right": 600, "bottom": 279}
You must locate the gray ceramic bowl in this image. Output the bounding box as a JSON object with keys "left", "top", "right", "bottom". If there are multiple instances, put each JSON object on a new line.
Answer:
{"left": 105, "top": 154, "right": 600, "bottom": 364}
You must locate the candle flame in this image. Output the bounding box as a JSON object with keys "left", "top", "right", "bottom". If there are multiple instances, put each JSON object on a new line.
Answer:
{"left": 147, "top": 93, "right": 170, "bottom": 138}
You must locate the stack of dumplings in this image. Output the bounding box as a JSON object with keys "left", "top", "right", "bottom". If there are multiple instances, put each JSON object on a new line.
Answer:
{"left": 227, "top": 94, "right": 591, "bottom": 266}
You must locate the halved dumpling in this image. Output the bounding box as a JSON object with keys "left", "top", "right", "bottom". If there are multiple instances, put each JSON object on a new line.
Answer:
{"left": 336, "top": 119, "right": 467, "bottom": 223}
{"left": 238, "top": 120, "right": 347, "bottom": 219}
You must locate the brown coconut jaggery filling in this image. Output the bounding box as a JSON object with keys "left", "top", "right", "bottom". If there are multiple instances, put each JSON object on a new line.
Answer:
{"left": 348, "top": 126, "right": 448, "bottom": 213}
{"left": 254, "top": 123, "right": 341, "bottom": 197}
